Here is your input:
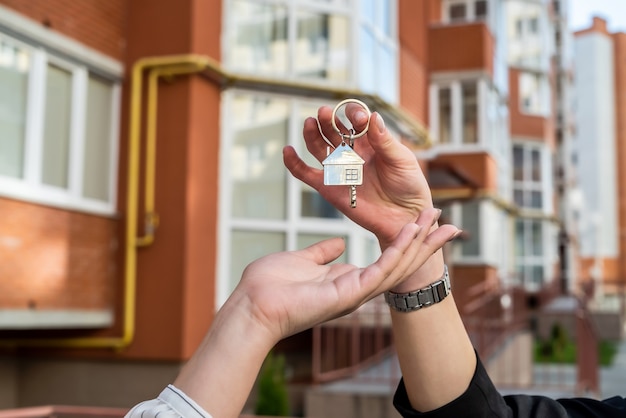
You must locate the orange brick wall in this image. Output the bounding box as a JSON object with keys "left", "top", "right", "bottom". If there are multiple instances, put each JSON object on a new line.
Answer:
{"left": 428, "top": 23, "right": 494, "bottom": 75}
{"left": 0, "top": 198, "right": 117, "bottom": 310}
{"left": 0, "top": 0, "right": 127, "bottom": 60}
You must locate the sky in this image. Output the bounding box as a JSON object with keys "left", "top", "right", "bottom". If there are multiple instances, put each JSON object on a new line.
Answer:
{"left": 569, "top": 0, "right": 626, "bottom": 33}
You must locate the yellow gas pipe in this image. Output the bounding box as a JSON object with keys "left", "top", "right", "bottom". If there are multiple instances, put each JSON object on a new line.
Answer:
{"left": 1, "top": 55, "right": 211, "bottom": 349}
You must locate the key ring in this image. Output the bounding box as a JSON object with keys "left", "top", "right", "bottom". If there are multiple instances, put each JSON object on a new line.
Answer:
{"left": 331, "top": 99, "right": 372, "bottom": 146}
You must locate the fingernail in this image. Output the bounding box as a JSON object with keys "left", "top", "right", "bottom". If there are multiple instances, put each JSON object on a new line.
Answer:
{"left": 447, "top": 230, "right": 463, "bottom": 242}
{"left": 432, "top": 208, "right": 442, "bottom": 226}
{"left": 413, "top": 225, "right": 422, "bottom": 238}
{"left": 376, "top": 113, "right": 386, "bottom": 134}
{"left": 355, "top": 110, "right": 367, "bottom": 124}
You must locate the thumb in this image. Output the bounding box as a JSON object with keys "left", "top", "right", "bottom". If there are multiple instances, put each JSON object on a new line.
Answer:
{"left": 297, "top": 237, "right": 346, "bottom": 265}
{"left": 367, "top": 112, "right": 416, "bottom": 166}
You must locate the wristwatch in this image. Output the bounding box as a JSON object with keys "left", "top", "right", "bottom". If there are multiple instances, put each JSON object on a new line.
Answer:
{"left": 384, "top": 265, "right": 451, "bottom": 312}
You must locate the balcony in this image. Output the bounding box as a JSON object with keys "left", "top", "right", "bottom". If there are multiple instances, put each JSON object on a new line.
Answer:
{"left": 428, "top": 22, "right": 494, "bottom": 75}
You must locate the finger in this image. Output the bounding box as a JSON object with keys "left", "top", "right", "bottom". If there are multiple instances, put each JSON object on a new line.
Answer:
{"left": 283, "top": 145, "right": 324, "bottom": 190}
{"left": 296, "top": 237, "right": 346, "bottom": 265}
{"left": 366, "top": 112, "right": 418, "bottom": 166}
{"left": 351, "top": 223, "right": 422, "bottom": 297}
{"left": 317, "top": 106, "right": 348, "bottom": 147}
{"left": 344, "top": 102, "right": 371, "bottom": 137}
{"left": 302, "top": 116, "right": 333, "bottom": 163}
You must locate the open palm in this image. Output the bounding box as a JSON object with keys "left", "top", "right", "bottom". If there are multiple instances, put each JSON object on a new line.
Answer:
{"left": 232, "top": 209, "right": 457, "bottom": 344}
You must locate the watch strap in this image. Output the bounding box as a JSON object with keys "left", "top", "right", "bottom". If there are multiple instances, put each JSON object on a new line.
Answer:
{"left": 384, "top": 265, "right": 450, "bottom": 312}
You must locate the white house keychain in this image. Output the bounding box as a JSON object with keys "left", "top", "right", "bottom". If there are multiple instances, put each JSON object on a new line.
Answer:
{"left": 322, "top": 99, "right": 371, "bottom": 208}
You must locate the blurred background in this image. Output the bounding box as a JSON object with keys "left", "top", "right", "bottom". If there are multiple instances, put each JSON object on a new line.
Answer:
{"left": 0, "top": 0, "right": 625, "bottom": 417}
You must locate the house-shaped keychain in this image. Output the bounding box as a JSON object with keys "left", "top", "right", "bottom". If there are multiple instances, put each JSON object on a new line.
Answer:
{"left": 322, "top": 142, "right": 365, "bottom": 186}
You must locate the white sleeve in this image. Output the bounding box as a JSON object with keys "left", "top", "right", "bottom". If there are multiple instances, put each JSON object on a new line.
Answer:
{"left": 125, "top": 384, "right": 213, "bottom": 418}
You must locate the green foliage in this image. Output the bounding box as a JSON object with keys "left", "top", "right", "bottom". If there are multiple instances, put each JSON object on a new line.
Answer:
{"left": 255, "top": 351, "right": 290, "bottom": 417}
{"left": 534, "top": 323, "right": 618, "bottom": 366}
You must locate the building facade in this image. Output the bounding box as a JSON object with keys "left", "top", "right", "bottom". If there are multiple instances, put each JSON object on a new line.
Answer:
{"left": 574, "top": 17, "right": 626, "bottom": 291}
{"left": 2, "top": 0, "right": 617, "bottom": 415}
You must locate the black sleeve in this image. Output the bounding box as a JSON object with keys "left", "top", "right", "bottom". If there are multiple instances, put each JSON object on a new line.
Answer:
{"left": 393, "top": 353, "right": 626, "bottom": 418}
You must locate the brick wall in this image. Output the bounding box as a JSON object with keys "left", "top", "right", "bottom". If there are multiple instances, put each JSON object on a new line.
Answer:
{"left": 0, "top": 198, "right": 117, "bottom": 311}
{"left": 0, "top": 0, "right": 127, "bottom": 60}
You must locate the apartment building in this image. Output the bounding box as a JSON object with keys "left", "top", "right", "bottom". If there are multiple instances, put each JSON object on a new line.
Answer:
{"left": 0, "top": 0, "right": 586, "bottom": 415}
{"left": 574, "top": 17, "right": 626, "bottom": 292}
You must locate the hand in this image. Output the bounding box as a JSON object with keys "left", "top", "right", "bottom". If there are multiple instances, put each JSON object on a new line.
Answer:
{"left": 228, "top": 209, "right": 458, "bottom": 344}
{"left": 283, "top": 105, "right": 433, "bottom": 250}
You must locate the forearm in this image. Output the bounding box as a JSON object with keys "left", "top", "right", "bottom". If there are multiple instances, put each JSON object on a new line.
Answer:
{"left": 173, "top": 300, "right": 275, "bottom": 418}
{"left": 389, "top": 251, "right": 476, "bottom": 412}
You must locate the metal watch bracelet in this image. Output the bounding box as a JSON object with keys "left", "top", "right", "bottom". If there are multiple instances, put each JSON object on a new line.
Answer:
{"left": 384, "top": 265, "right": 451, "bottom": 312}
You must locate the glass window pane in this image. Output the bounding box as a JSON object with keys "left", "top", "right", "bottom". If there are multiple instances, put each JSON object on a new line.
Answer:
{"left": 378, "top": 44, "right": 396, "bottom": 103}
{"left": 230, "top": 230, "right": 285, "bottom": 294}
{"left": 530, "top": 190, "right": 542, "bottom": 208}
{"left": 83, "top": 74, "right": 114, "bottom": 201}
{"left": 461, "top": 201, "right": 480, "bottom": 256}
{"left": 229, "top": 1, "right": 288, "bottom": 76}
{"left": 362, "top": 0, "right": 376, "bottom": 24}
{"left": 0, "top": 41, "right": 29, "bottom": 178}
{"left": 42, "top": 64, "right": 72, "bottom": 188}
{"left": 298, "top": 233, "right": 347, "bottom": 264}
{"left": 475, "top": 0, "right": 488, "bottom": 19}
{"left": 514, "top": 189, "right": 524, "bottom": 207}
{"left": 438, "top": 87, "right": 451, "bottom": 144}
{"left": 462, "top": 82, "right": 478, "bottom": 144}
{"left": 358, "top": 27, "right": 376, "bottom": 91}
{"left": 531, "top": 265, "right": 543, "bottom": 285}
{"left": 295, "top": 12, "right": 349, "bottom": 82}
{"left": 381, "top": 0, "right": 392, "bottom": 36}
{"left": 513, "top": 146, "right": 524, "bottom": 180}
{"left": 515, "top": 220, "right": 524, "bottom": 257}
{"left": 531, "top": 220, "right": 542, "bottom": 255}
{"left": 231, "top": 95, "right": 288, "bottom": 219}
{"left": 531, "top": 149, "right": 541, "bottom": 181}
{"left": 449, "top": 4, "right": 467, "bottom": 21}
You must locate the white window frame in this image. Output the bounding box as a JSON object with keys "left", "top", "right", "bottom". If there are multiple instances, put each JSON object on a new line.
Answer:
{"left": 0, "top": 9, "right": 122, "bottom": 216}
{"left": 512, "top": 141, "right": 552, "bottom": 213}
{"left": 429, "top": 77, "right": 488, "bottom": 150}
{"left": 515, "top": 218, "right": 550, "bottom": 291}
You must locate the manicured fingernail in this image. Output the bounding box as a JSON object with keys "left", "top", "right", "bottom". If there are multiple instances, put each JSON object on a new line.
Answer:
{"left": 376, "top": 113, "right": 386, "bottom": 133}
{"left": 448, "top": 230, "right": 463, "bottom": 242}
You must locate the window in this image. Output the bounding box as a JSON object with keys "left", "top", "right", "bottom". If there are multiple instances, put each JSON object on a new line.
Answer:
{"left": 462, "top": 82, "right": 478, "bottom": 144}
{"left": 219, "top": 93, "right": 380, "bottom": 302}
{"left": 226, "top": 0, "right": 398, "bottom": 102}
{"left": 444, "top": 0, "right": 488, "bottom": 22}
{"left": 529, "top": 17, "right": 539, "bottom": 34}
{"left": 513, "top": 144, "right": 546, "bottom": 210}
{"left": 460, "top": 201, "right": 480, "bottom": 256}
{"left": 515, "top": 219, "right": 545, "bottom": 289}
{"left": 358, "top": 0, "right": 398, "bottom": 103}
{"left": 227, "top": 0, "right": 350, "bottom": 83}
{"left": 449, "top": 3, "right": 467, "bottom": 21}
{"left": 0, "top": 34, "right": 120, "bottom": 214}
{"left": 431, "top": 80, "right": 481, "bottom": 145}
{"left": 438, "top": 87, "right": 452, "bottom": 144}
{"left": 475, "top": 0, "right": 488, "bottom": 20}
{"left": 0, "top": 39, "right": 29, "bottom": 178}
{"left": 519, "top": 71, "right": 548, "bottom": 115}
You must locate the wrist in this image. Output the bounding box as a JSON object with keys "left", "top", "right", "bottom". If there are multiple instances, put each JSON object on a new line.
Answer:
{"left": 390, "top": 248, "right": 445, "bottom": 293}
